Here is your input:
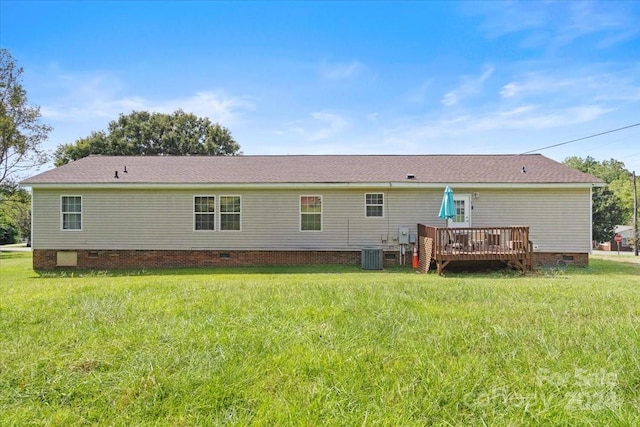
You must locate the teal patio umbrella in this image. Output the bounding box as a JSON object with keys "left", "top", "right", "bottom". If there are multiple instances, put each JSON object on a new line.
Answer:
{"left": 438, "top": 185, "right": 456, "bottom": 225}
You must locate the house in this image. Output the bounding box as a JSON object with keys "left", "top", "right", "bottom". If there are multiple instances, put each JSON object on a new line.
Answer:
{"left": 599, "top": 225, "right": 635, "bottom": 252}
{"left": 20, "top": 154, "right": 603, "bottom": 270}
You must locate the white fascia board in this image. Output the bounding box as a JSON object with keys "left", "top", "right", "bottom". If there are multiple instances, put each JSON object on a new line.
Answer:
{"left": 25, "top": 181, "right": 602, "bottom": 190}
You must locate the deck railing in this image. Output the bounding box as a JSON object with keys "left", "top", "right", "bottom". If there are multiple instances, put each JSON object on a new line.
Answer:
{"left": 417, "top": 224, "right": 532, "bottom": 274}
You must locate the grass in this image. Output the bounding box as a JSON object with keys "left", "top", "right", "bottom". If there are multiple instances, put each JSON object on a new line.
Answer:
{"left": 1, "top": 252, "right": 639, "bottom": 426}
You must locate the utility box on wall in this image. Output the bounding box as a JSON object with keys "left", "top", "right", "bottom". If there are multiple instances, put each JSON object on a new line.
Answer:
{"left": 361, "top": 248, "right": 383, "bottom": 270}
{"left": 398, "top": 227, "right": 410, "bottom": 245}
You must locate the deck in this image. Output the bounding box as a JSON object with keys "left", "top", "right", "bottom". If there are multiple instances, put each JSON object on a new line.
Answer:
{"left": 417, "top": 224, "right": 533, "bottom": 274}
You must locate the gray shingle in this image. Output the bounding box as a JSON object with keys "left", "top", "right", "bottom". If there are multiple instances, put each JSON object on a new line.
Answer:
{"left": 20, "top": 154, "right": 602, "bottom": 185}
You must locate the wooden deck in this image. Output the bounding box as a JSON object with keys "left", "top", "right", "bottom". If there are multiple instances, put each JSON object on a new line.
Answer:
{"left": 418, "top": 224, "right": 533, "bottom": 274}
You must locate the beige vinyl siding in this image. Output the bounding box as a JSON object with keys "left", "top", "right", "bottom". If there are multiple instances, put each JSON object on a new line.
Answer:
{"left": 467, "top": 188, "right": 592, "bottom": 253}
{"left": 31, "top": 186, "right": 592, "bottom": 253}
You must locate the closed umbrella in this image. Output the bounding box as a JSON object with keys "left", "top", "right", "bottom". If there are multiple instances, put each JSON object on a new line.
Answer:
{"left": 438, "top": 185, "right": 456, "bottom": 225}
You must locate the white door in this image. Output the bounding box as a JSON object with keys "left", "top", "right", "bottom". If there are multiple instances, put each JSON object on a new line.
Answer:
{"left": 448, "top": 194, "right": 471, "bottom": 228}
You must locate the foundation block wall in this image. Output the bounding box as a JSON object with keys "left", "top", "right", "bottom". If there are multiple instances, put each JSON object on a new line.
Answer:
{"left": 33, "top": 249, "right": 588, "bottom": 270}
{"left": 532, "top": 252, "right": 588, "bottom": 267}
{"left": 34, "top": 249, "right": 366, "bottom": 270}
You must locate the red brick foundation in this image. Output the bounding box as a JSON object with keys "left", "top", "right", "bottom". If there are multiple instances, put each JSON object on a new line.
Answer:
{"left": 32, "top": 249, "right": 589, "bottom": 271}
{"left": 532, "top": 252, "right": 588, "bottom": 267}
{"left": 33, "top": 249, "right": 388, "bottom": 270}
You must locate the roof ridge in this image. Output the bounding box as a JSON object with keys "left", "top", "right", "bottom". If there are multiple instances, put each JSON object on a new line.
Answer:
{"left": 81, "top": 153, "right": 543, "bottom": 158}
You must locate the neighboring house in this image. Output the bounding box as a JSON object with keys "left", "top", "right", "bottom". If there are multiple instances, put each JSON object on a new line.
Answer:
{"left": 599, "top": 225, "right": 635, "bottom": 252}
{"left": 615, "top": 225, "right": 636, "bottom": 248}
{"left": 20, "top": 154, "right": 603, "bottom": 270}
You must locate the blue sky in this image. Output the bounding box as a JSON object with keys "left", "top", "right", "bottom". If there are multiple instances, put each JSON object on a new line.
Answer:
{"left": 2, "top": 0, "right": 639, "bottom": 174}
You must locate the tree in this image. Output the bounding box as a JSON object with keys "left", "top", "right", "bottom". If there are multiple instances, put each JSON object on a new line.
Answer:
{"left": 564, "top": 156, "right": 632, "bottom": 242}
{"left": 0, "top": 211, "right": 19, "bottom": 245}
{"left": 590, "top": 187, "right": 626, "bottom": 243}
{"left": 54, "top": 110, "right": 241, "bottom": 166}
{"left": 0, "top": 49, "right": 51, "bottom": 189}
{"left": 608, "top": 178, "right": 636, "bottom": 224}
{"left": 0, "top": 187, "right": 31, "bottom": 244}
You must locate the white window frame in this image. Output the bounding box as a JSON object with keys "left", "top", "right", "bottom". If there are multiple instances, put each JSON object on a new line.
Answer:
{"left": 193, "top": 195, "right": 216, "bottom": 232}
{"left": 300, "top": 195, "right": 323, "bottom": 232}
{"left": 60, "top": 195, "right": 82, "bottom": 231}
{"left": 364, "top": 193, "right": 384, "bottom": 218}
{"left": 219, "top": 195, "right": 242, "bottom": 232}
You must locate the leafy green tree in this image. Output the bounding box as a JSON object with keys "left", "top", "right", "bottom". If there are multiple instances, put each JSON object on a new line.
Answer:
{"left": 0, "top": 211, "right": 19, "bottom": 244}
{"left": 54, "top": 110, "right": 241, "bottom": 166}
{"left": 1, "top": 188, "right": 31, "bottom": 243}
{"left": 590, "top": 187, "right": 627, "bottom": 243}
{"left": 564, "top": 156, "right": 631, "bottom": 183}
{"left": 608, "top": 178, "right": 636, "bottom": 224}
{"left": 564, "top": 156, "right": 633, "bottom": 242}
{"left": 0, "top": 49, "right": 51, "bottom": 188}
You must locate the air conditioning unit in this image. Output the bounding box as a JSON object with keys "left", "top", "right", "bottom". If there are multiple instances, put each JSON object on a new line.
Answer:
{"left": 361, "top": 248, "right": 383, "bottom": 270}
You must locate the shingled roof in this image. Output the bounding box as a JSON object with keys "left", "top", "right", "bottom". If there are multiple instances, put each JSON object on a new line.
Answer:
{"left": 21, "top": 154, "right": 602, "bottom": 186}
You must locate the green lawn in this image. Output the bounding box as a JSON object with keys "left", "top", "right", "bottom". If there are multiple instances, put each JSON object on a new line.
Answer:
{"left": 1, "top": 252, "right": 638, "bottom": 426}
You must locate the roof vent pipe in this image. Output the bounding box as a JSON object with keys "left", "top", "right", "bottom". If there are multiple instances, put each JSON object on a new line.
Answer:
{"left": 124, "top": 166, "right": 128, "bottom": 173}
{"left": 114, "top": 171, "right": 119, "bottom": 179}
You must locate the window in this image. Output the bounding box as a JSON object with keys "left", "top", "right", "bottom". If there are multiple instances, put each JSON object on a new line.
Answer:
{"left": 194, "top": 196, "right": 216, "bottom": 231}
{"left": 220, "top": 196, "right": 241, "bottom": 231}
{"left": 449, "top": 195, "right": 471, "bottom": 227}
{"left": 453, "top": 199, "right": 466, "bottom": 223}
{"left": 365, "top": 193, "right": 384, "bottom": 217}
{"left": 300, "top": 196, "right": 322, "bottom": 231}
{"left": 61, "top": 196, "right": 82, "bottom": 230}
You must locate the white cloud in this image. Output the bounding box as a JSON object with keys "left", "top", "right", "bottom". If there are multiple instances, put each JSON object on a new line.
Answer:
{"left": 384, "top": 104, "right": 614, "bottom": 151}
{"left": 473, "top": 1, "right": 640, "bottom": 49}
{"left": 386, "top": 59, "right": 639, "bottom": 159}
{"left": 500, "top": 68, "right": 640, "bottom": 103}
{"left": 38, "top": 69, "right": 255, "bottom": 126}
{"left": 144, "top": 92, "right": 255, "bottom": 124}
{"left": 42, "top": 90, "right": 255, "bottom": 125}
{"left": 500, "top": 75, "right": 573, "bottom": 99}
{"left": 563, "top": 2, "right": 640, "bottom": 47}
{"left": 278, "top": 111, "right": 351, "bottom": 142}
{"left": 308, "top": 112, "right": 350, "bottom": 141}
{"left": 319, "top": 59, "right": 364, "bottom": 80}
{"left": 440, "top": 92, "right": 458, "bottom": 108}
{"left": 404, "top": 80, "right": 433, "bottom": 104}
{"left": 366, "top": 112, "right": 380, "bottom": 123}
{"left": 441, "top": 66, "right": 494, "bottom": 107}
